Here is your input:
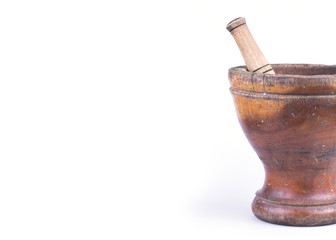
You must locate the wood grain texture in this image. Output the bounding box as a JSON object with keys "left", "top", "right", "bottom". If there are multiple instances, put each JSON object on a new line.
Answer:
{"left": 227, "top": 17, "right": 275, "bottom": 74}
{"left": 229, "top": 64, "right": 336, "bottom": 226}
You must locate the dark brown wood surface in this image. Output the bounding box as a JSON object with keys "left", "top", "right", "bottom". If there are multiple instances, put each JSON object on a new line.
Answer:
{"left": 229, "top": 64, "right": 336, "bottom": 226}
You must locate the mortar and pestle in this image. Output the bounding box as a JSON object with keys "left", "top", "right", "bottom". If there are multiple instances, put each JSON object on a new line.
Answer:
{"left": 227, "top": 17, "right": 336, "bottom": 226}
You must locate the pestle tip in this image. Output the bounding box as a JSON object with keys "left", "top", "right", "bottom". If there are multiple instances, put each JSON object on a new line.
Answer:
{"left": 226, "top": 17, "right": 246, "bottom": 32}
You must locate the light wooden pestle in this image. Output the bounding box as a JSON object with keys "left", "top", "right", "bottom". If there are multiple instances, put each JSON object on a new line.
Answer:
{"left": 227, "top": 17, "right": 275, "bottom": 74}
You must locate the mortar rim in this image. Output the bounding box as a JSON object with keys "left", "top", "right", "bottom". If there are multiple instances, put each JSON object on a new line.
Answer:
{"left": 229, "top": 64, "right": 336, "bottom": 78}
{"left": 228, "top": 64, "right": 336, "bottom": 95}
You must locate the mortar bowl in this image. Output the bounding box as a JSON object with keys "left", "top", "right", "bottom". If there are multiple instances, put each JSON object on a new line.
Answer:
{"left": 229, "top": 64, "right": 336, "bottom": 226}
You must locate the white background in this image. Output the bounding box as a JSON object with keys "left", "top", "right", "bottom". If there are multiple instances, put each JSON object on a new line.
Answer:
{"left": 1, "top": 0, "right": 336, "bottom": 239}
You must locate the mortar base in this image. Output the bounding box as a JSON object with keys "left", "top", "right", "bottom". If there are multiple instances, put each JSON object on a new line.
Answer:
{"left": 252, "top": 196, "right": 336, "bottom": 226}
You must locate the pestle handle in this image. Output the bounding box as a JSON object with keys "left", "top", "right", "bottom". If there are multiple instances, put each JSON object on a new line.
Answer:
{"left": 227, "top": 17, "right": 275, "bottom": 74}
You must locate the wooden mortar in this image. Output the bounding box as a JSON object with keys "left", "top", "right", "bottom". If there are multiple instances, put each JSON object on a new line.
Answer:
{"left": 229, "top": 64, "right": 336, "bottom": 226}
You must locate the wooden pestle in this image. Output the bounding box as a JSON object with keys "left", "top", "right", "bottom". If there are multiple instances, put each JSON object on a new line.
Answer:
{"left": 227, "top": 17, "right": 275, "bottom": 74}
